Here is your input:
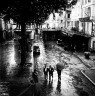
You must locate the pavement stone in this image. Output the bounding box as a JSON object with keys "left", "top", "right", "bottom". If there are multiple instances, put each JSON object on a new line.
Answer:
{"left": 73, "top": 52, "right": 95, "bottom": 86}
{"left": 1, "top": 40, "right": 95, "bottom": 95}
{"left": 0, "top": 40, "right": 34, "bottom": 96}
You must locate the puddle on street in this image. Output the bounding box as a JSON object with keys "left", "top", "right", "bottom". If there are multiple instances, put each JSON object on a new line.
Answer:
{"left": 38, "top": 70, "right": 79, "bottom": 96}
{"left": 1, "top": 41, "right": 95, "bottom": 96}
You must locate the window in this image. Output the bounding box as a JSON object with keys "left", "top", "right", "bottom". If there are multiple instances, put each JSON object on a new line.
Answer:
{"left": 88, "top": 7, "right": 91, "bottom": 17}
{"left": 71, "top": 21, "right": 73, "bottom": 26}
{"left": 59, "top": 11, "right": 63, "bottom": 16}
{"left": 61, "top": 20, "right": 63, "bottom": 23}
{"left": 83, "top": 0, "right": 84, "bottom": 5}
{"left": 67, "top": 14, "right": 70, "bottom": 18}
{"left": 84, "top": 7, "right": 91, "bottom": 17}
{"left": 85, "top": 0, "right": 87, "bottom": 4}
{"left": 67, "top": 22, "right": 70, "bottom": 27}
{"left": 88, "top": 0, "right": 91, "bottom": 2}
{"left": 83, "top": 8, "right": 87, "bottom": 17}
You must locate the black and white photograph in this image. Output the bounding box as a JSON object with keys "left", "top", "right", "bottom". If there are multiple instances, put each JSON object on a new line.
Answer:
{"left": 0, "top": 0, "right": 95, "bottom": 96}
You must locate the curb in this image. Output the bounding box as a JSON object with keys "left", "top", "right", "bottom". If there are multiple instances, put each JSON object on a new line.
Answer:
{"left": 72, "top": 53, "right": 95, "bottom": 85}
{"left": 81, "top": 70, "right": 95, "bottom": 86}
{"left": 73, "top": 53, "right": 91, "bottom": 68}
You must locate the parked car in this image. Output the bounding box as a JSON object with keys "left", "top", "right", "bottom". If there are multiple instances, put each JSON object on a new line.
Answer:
{"left": 57, "top": 39, "right": 64, "bottom": 46}
{"left": 33, "top": 45, "right": 40, "bottom": 55}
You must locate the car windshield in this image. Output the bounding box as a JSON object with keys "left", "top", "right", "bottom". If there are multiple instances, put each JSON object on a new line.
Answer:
{"left": 34, "top": 46, "right": 39, "bottom": 49}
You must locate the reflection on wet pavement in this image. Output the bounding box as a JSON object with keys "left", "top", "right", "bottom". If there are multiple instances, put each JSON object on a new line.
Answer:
{"left": 0, "top": 41, "right": 20, "bottom": 77}
{"left": 56, "top": 80, "right": 61, "bottom": 94}
{"left": 0, "top": 82, "right": 9, "bottom": 96}
{"left": 0, "top": 41, "right": 95, "bottom": 96}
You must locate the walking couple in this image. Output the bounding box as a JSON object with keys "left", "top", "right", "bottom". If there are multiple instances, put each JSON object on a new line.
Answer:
{"left": 43, "top": 64, "right": 54, "bottom": 81}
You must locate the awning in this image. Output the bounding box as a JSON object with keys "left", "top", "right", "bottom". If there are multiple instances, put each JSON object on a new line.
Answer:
{"left": 79, "top": 17, "right": 92, "bottom": 22}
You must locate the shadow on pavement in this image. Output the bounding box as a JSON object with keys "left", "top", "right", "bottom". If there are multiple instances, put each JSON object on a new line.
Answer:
{"left": 56, "top": 80, "right": 61, "bottom": 93}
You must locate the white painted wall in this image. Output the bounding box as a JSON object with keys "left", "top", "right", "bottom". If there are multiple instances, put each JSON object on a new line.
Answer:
{"left": 44, "top": 12, "right": 62, "bottom": 29}
{"left": 70, "top": 1, "right": 82, "bottom": 21}
{"left": 70, "top": 0, "right": 82, "bottom": 30}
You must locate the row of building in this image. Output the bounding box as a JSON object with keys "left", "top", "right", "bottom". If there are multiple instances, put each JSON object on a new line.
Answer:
{"left": 1, "top": 0, "right": 95, "bottom": 51}
{"left": 0, "top": 15, "right": 36, "bottom": 43}
{"left": 63, "top": 0, "right": 95, "bottom": 51}
{"left": 65, "top": 0, "right": 94, "bottom": 35}
{"left": 0, "top": 15, "right": 15, "bottom": 43}
{"left": 42, "top": 0, "right": 95, "bottom": 51}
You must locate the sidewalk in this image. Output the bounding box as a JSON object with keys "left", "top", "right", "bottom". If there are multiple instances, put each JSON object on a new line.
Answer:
{"left": 0, "top": 39, "right": 35, "bottom": 96}
{"left": 73, "top": 52, "right": 95, "bottom": 86}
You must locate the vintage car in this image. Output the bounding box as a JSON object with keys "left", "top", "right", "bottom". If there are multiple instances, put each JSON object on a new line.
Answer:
{"left": 33, "top": 45, "right": 40, "bottom": 55}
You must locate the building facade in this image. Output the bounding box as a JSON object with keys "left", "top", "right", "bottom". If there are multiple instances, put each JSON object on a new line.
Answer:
{"left": 81, "top": 0, "right": 93, "bottom": 35}
{"left": 69, "top": 0, "right": 95, "bottom": 51}
{"left": 63, "top": 8, "right": 71, "bottom": 31}
{"left": 70, "top": 0, "right": 95, "bottom": 35}
{"left": 0, "top": 15, "right": 14, "bottom": 42}
{"left": 70, "top": 0, "right": 82, "bottom": 31}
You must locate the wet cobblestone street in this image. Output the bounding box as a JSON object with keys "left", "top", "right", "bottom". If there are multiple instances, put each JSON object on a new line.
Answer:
{"left": 0, "top": 40, "right": 95, "bottom": 96}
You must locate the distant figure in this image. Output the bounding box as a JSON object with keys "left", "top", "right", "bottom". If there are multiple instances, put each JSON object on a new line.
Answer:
{"left": 18, "top": 38, "right": 21, "bottom": 50}
{"left": 82, "top": 43, "right": 85, "bottom": 52}
{"left": 48, "top": 65, "right": 54, "bottom": 81}
{"left": 32, "top": 69, "right": 38, "bottom": 83}
{"left": 43, "top": 64, "right": 48, "bottom": 80}
{"left": 74, "top": 45, "right": 76, "bottom": 52}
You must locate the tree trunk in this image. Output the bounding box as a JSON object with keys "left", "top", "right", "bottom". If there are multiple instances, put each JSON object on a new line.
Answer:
{"left": 20, "top": 22, "right": 26, "bottom": 66}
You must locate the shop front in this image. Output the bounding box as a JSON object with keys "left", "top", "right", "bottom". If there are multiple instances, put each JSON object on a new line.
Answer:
{"left": 79, "top": 17, "right": 92, "bottom": 35}
{"left": 89, "top": 37, "right": 95, "bottom": 51}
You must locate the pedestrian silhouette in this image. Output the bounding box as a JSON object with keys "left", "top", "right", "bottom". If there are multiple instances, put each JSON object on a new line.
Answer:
{"left": 56, "top": 62, "right": 65, "bottom": 81}
{"left": 48, "top": 65, "right": 54, "bottom": 81}
{"left": 43, "top": 64, "right": 48, "bottom": 80}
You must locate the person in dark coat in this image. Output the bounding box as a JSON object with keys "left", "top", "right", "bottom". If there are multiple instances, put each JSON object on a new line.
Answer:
{"left": 56, "top": 62, "right": 65, "bottom": 81}
{"left": 48, "top": 65, "right": 54, "bottom": 81}
{"left": 56, "top": 68, "right": 61, "bottom": 81}
{"left": 43, "top": 64, "right": 48, "bottom": 80}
